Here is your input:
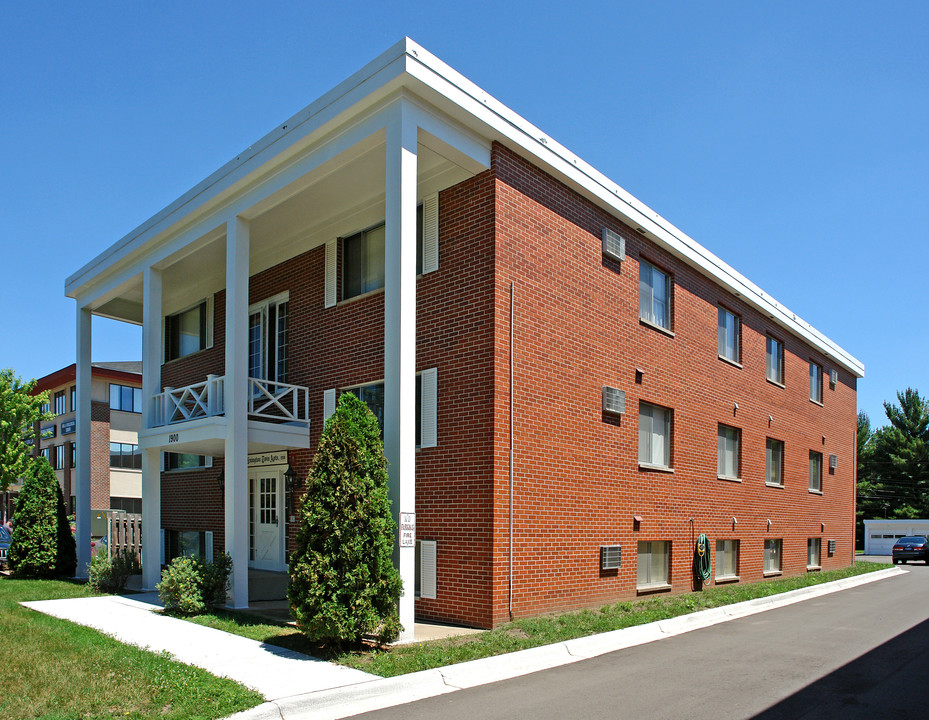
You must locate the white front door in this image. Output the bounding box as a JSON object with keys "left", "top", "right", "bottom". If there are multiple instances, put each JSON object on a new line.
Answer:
{"left": 249, "top": 468, "right": 284, "bottom": 571}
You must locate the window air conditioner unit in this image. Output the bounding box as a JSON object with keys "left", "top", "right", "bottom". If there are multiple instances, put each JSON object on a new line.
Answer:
{"left": 602, "top": 386, "right": 626, "bottom": 415}
{"left": 600, "top": 545, "right": 622, "bottom": 570}
{"left": 829, "top": 454, "right": 838, "bottom": 470}
{"left": 828, "top": 539, "right": 836, "bottom": 556}
{"left": 829, "top": 369, "right": 838, "bottom": 385}
{"left": 602, "top": 228, "right": 625, "bottom": 262}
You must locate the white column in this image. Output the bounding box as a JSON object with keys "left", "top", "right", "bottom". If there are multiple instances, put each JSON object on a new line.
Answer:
{"left": 141, "top": 266, "right": 163, "bottom": 589}
{"left": 75, "top": 305, "right": 92, "bottom": 577}
{"left": 225, "top": 217, "right": 250, "bottom": 608}
{"left": 384, "top": 102, "right": 418, "bottom": 640}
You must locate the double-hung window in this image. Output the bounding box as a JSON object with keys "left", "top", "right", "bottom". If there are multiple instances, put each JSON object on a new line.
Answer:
{"left": 637, "top": 541, "right": 670, "bottom": 589}
{"left": 248, "top": 293, "right": 289, "bottom": 385}
{"left": 766, "top": 438, "right": 784, "bottom": 487}
{"left": 639, "top": 402, "right": 672, "bottom": 468}
{"left": 110, "top": 384, "right": 142, "bottom": 413}
{"left": 718, "top": 424, "right": 741, "bottom": 480}
{"left": 343, "top": 223, "right": 387, "bottom": 300}
{"left": 639, "top": 260, "right": 671, "bottom": 330}
{"left": 807, "top": 538, "right": 821, "bottom": 569}
{"left": 766, "top": 335, "right": 784, "bottom": 384}
{"left": 764, "top": 539, "right": 782, "bottom": 573}
{"left": 165, "top": 300, "right": 210, "bottom": 361}
{"left": 715, "top": 539, "right": 739, "bottom": 580}
{"left": 809, "top": 361, "right": 823, "bottom": 403}
{"left": 809, "top": 451, "right": 823, "bottom": 493}
{"left": 718, "top": 307, "right": 740, "bottom": 363}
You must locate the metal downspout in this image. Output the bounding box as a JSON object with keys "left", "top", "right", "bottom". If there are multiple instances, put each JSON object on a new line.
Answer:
{"left": 509, "top": 281, "right": 515, "bottom": 620}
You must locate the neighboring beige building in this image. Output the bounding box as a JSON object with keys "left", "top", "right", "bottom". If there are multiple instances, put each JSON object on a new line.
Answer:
{"left": 24, "top": 362, "right": 142, "bottom": 515}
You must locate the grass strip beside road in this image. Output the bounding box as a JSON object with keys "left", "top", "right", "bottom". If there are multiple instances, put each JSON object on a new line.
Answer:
{"left": 185, "top": 560, "right": 888, "bottom": 678}
{"left": 1, "top": 577, "right": 263, "bottom": 720}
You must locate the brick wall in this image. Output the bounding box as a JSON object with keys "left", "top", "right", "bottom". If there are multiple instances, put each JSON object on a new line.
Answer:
{"left": 488, "top": 143, "right": 856, "bottom": 625}
{"left": 90, "top": 401, "right": 111, "bottom": 509}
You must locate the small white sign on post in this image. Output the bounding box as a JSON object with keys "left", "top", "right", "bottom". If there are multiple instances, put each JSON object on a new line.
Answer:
{"left": 399, "top": 512, "right": 416, "bottom": 548}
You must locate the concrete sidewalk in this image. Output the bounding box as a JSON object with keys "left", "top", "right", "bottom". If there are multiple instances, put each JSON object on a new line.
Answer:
{"left": 22, "top": 567, "right": 905, "bottom": 720}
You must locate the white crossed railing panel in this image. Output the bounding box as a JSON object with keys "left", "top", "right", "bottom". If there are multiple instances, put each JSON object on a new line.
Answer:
{"left": 248, "top": 377, "right": 310, "bottom": 427}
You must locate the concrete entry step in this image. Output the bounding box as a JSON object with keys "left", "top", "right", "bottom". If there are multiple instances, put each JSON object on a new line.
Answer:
{"left": 248, "top": 568, "right": 288, "bottom": 602}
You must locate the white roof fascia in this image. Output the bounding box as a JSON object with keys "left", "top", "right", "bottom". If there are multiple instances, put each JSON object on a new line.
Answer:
{"left": 66, "top": 37, "right": 863, "bottom": 378}
{"left": 400, "top": 41, "right": 864, "bottom": 378}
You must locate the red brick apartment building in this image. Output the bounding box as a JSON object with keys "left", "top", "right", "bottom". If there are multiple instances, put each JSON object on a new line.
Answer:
{"left": 64, "top": 39, "right": 862, "bottom": 637}
{"left": 12, "top": 363, "right": 142, "bottom": 518}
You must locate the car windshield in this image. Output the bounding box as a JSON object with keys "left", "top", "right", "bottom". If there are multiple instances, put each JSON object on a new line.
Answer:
{"left": 0, "top": 526, "right": 10, "bottom": 543}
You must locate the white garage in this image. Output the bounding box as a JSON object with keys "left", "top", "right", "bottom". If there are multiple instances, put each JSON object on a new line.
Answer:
{"left": 863, "top": 519, "right": 929, "bottom": 555}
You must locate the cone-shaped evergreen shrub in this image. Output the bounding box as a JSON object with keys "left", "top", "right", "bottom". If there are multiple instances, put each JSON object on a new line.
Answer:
{"left": 289, "top": 392, "right": 402, "bottom": 647}
{"left": 54, "top": 480, "right": 77, "bottom": 576}
{"left": 9, "top": 458, "right": 58, "bottom": 577}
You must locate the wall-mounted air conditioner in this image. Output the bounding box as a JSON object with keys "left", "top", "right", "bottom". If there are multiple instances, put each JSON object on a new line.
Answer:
{"left": 602, "top": 228, "right": 625, "bottom": 262}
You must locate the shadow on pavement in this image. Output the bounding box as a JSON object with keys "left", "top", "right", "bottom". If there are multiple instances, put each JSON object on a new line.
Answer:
{"left": 752, "top": 613, "right": 929, "bottom": 719}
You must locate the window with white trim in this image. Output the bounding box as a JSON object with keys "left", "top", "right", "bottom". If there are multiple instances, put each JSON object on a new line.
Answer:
{"left": 764, "top": 538, "right": 782, "bottom": 573}
{"left": 766, "top": 438, "right": 784, "bottom": 487}
{"left": 165, "top": 300, "right": 211, "bottom": 361}
{"left": 809, "top": 361, "right": 823, "bottom": 403}
{"left": 718, "top": 424, "right": 741, "bottom": 479}
{"left": 339, "top": 370, "right": 437, "bottom": 448}
{"left": 809, "top": 451, "right": 823, "bottom": 492}
{"left": 249, "top": 293, "right": 289, "bottom": 384}
{"left": 639, "top": 402, "right": 672, "bottom": 468}
{"left": 807, "top": 538, "right": 821, "bottom": 569}
{"left": 637, "top": 541, "right": 670, "bottom": 589}
{"left": 766, "top": 335, "right": 784, "bottom": 384}
{"left": 718, "top": 307, "right": 740, "bottom": 363}
{"left": 639, "top": 260, "right": 671, "bottom": 330}
{"left": 715, "top": 539, "right": 739, "bottom": 580}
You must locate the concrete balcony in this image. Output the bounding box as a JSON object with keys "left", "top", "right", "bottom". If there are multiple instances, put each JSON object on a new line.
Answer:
{"left": 139, "top": 375, "right": 311, "bottom": 456}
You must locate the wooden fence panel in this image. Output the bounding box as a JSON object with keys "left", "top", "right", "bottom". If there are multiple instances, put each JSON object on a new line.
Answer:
{"left": 107, "top": 513, "right": 142, "bottom": 562}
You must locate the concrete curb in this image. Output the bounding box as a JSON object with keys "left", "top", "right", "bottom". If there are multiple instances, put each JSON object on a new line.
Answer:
{"left": 227, "top": 566, "right": 905, "bottom": 719}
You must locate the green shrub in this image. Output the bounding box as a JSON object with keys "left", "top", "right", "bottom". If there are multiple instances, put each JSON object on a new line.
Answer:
{"left": 54, "top": 481, "right": 76, "bottom": 577}
{"left": 157, "top": 556, "right": 205, "bottom": 615}
{"left": 156, "top": 553, "right": 233, "bottom": 615}
{"left": 9, "top": 458, "right": 59, "bottom": 578}
{"left": 87, "top": 549, "right": 140, "bottom": 593}
{"left": 289, "top": 392, "right": 402, "bottom": 648}
{"left": 198, "top": 552, "right": 232, "bottom": 608}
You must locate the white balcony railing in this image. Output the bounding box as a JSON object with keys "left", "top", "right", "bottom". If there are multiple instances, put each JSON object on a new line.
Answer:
{"left": 151, "top": 374, "right": 310, "bottom": 429}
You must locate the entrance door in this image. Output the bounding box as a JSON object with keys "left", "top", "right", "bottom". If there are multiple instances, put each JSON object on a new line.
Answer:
{"left": 249, "top": 468, "right": 284, "bottom": 571}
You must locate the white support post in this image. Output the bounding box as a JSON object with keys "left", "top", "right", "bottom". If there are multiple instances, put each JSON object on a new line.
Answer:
{"left": 225, "top": 217, "right": 250, "bottom": 608}
{"left": 141, "top": 266, "right": 163, "bottom": 589}
{"left": 75, "top": 305, "right": 92, "bottom": 578}
{"left": 384, "top": 102, "right": 418, "bottom": 641}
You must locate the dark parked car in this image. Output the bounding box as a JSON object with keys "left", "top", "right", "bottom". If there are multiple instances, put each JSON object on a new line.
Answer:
{"left": 0, "top": 524, "right": 11, "bottom": 567}
{"left": 892, "top": 536, "right": 929, "bottom": 564}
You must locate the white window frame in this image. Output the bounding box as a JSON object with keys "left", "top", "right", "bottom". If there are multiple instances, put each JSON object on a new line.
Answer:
{"left": 766, "top": 438, "right": 784, "bottom": 487}
{"left": 248, "top": 291, "right": 290, "bottom": 384}
{"left": 766, "top": 335, "right": 784, "bottom": 385}
{"left": 718, "top": 307, "right": 741, "bottom": 364}
{"left": 809, "top": 451, "right": 823, "bottom": 493}
{"left": 807, "top": 538, "right": 821, "bottom": 570}
{"left": 764, "top": 538, "right": 782, "bottom": 574}
{"left": 164, "top": 298, "right": 213, "bottom": 362}
{"left": 637, "top": 540, "right": 670, "bottom": 589}
{"left": 639, "top": 260, "right": 671, "bottom": 331}
{"left": 715, "top": 539, "right": 740, "bottom": 581}
{"left": 717, "top": 424, "right": 741, "bottom": 480}
{"left": 162, "top": 452, "right": 213, "bottom": 472}
{"left": 809, "top": 361, "right": 823, "bottom": 404}
{"left": 639, "top": 402, "right": 672, "bottom": 469}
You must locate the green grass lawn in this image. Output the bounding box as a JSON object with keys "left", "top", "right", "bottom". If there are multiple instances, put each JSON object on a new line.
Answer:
{"left": 0, "top": 577, "right": 263, "bottom": 720}
{"left": 181, "top": 560, "right": 888, "bottom": 678}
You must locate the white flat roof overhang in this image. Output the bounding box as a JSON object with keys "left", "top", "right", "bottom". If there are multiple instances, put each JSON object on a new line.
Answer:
{"left": 65, "top": 37, "right": 864, "bottom": 378}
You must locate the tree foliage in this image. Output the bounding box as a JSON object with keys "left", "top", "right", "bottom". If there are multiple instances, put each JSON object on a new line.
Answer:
{"left": 857, "top": 389, "right": 929, "bottom": 545}
{"left": 9, "top": 458, "right": 61, "bottom": 577}
{"left": 0, "top": 368, "right": 51, "bottom": 492}
{"left": 288, "top": 392, "right": 402, "bottom": 648}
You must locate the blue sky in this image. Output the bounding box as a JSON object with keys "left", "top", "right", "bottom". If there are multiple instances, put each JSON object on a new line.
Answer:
{"left": 1, "top": 1, "right": 926, "bottom": 428}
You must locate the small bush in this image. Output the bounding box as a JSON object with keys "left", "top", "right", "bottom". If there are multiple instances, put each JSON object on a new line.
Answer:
{"left": 87, "top": 549, "right": 140, "bottom": 593}
{"left": 198, "top": 552, "right": 232, "bottom": 608}
{"left": 157, "top": 556, "right": 205, "bottom": 615}
{"left": 157, "top": 553, "right": 233, "bottom": 615}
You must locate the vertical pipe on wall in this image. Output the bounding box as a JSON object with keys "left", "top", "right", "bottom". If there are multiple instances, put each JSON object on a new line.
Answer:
{"left": 509, "top": 281, "right": 515, "bottom": 620}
